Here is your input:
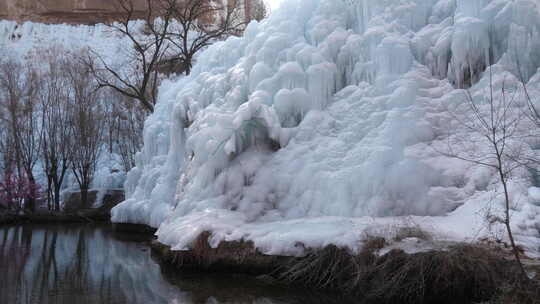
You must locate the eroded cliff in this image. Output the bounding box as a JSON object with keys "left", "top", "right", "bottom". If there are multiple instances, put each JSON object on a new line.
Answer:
{"left": 0, "top": 0, "right": 153, "bottom": 24}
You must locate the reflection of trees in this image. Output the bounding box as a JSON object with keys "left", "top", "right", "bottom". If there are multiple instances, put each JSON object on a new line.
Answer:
{"left": 34, "top": 228, "right": 58, "bottom": 302}
{"left": 38, "top": 226, "right": 127, "bottom": 304}
{"left": 0, "top": 224, "right": 354, "bottom": 304}
{"left": 0, "top": 225, "right": 128, "bottom": 304}
{"left": 0, "top": 225, "right": 33, "bottom": 304}
{"left": 67, "top": 229, "right": 89, "bottom": 295}
{"left": 155, "top": 261, "right": 355, "bottom": 304}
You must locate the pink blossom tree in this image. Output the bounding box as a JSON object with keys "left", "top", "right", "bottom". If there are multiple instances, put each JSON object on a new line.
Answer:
{"left": 0, "top": 169, "right": 41, "bottom": 212}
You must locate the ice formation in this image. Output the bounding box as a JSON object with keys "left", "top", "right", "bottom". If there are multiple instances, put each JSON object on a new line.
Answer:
{"left": 0, "top": 20, "right": 134, "bottom": 63}
{"left": 101, "top": 0, "right": 540, "bottom": 256}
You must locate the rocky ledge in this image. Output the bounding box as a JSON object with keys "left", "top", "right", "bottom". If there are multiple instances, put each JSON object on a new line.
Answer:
{"left": 0, "top": 0, "right": 149, "bottom": 24}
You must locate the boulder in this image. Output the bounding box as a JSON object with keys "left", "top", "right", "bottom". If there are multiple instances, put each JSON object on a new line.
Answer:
{"left": 63, "top": 189, "right": 125, "bottom": 220}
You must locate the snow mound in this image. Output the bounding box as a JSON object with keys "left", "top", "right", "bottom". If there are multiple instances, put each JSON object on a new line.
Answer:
{"left": 112, "top": 0, "right": 540, "bottom": 256}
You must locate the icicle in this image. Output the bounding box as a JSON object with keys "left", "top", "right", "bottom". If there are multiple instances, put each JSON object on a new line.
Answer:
{"left": 307, "top": 62, "right": 338, "bottom": 110}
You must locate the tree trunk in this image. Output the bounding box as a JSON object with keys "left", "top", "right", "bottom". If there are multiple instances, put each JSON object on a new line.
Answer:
{"left": 46, "top": 175, "right": 53, "bottom": 211}
{"left": 53, "top": 183, "right": 61, "bottom": 212}
{"left": 497, "top": 158, "right": 528, "bottom": 279}
{"left": 24, "top": 197, "right": 35, "bottom": 214}
{"left": 24, "top": 174, "right": 36, "bottom": 214}
{"left": 80, "top": 187, "right": 89, "bottom": 208}
{"left": 184, "top": 57, "right": 192, "bottom": 76}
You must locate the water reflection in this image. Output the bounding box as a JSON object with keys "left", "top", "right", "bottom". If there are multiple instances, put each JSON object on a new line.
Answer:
{"left": 0, "top": 224, "right": 354, "bottom": 304}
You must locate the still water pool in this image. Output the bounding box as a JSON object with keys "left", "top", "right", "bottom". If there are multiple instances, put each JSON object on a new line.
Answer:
{"left": 0, "top": 223, "right": 353, "bottom": 304}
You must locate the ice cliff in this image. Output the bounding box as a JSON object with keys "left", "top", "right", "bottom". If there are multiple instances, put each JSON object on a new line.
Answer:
{"left": 111, "top": 0, "right": 540, "bottom": 256}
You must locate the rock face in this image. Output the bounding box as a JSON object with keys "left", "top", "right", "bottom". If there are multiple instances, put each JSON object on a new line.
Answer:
{"left": 63, "top": 189, "right": 125, "bottom": 219}
{"left": 0, "top": 0, "right": 253, "bottom": 25}
{"left": 0, "top": 0, "right": 149, "bottom": 24}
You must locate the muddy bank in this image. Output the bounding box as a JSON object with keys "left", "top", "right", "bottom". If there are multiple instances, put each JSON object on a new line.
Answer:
{"left": 0, "top": 190, "right": 125, "bottom": 226}
{"left": 112, "top": 222, "right": 157, "bottom": 234}
{"left": 0, "top": 213, "right": 23, "bottom": 225}
{"left": 150, "top": 232, "right": 540, "bottom": 304}
{"left": 0, "top": 209, "right": 113, "bottom": 226}
{"left": 151, "top": 232, "right": 292, "bottom": 275}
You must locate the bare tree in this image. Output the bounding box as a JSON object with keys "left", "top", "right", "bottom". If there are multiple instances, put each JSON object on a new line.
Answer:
{"left": 250, "top": 0, "right": 268, "bottom": 21}
{"left": 514, "top": 53, "right": 540, "bottom": 133}
{"left": 0, "top": 58, "right": 42, "bottom": 213}
{"left": 66, "top": 57, "right": 105, "bottom": 207}
{"left": 165, "top": 0, "right": 247, "bottom": 75}
{"left": 104, "top": 89, "right": 145, "bottom": 172}
{"left": 0, "top": 98, "right": 14, "bottom": 175}
{"left": 86, "top": 0, "right": 249, "bottom": 113}
{"left": 85, "top": 0, "right": 173, "bottom": 113}
{"left": 441, "top": 67, "right": 536, "bottom": 278}
{"left": 38, "top": 48, "right": 74, "bottom": 211}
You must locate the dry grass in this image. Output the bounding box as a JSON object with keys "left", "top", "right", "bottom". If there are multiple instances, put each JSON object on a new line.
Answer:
{"left": 151, "top": 231, "right": 538, "bottom": 304}
{"left": 275, "top": 245, "right": 361, "bottom": 291}
{"left": 361, "top": 219, "right": 434, "bottom": 245}
{"left": 277, "top": 244, "right": 514, "bottom": 304}
{"left": 393, "top": 225, "right": 433, "bottom": 242}
{"left": 152, "top": 231, "right": 291, "bottom": 275}
{"left": 480, "top": 274, "right": 540, "bottom": 304}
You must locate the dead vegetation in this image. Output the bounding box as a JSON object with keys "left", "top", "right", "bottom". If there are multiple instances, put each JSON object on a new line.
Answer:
{"left": 392, "top": 225, "right": 433, "bottom": 242}
{"left": 151, "top": 230, "right": 540, "bottom": 304}
{"left": 276, "top": 244, "right": 523, "bottom": 304}
{"left": 361, "top": 218, "right": 434, "bottom": 244}
{"left": 151, "top": 231, "right": 291, "bottom": 275}
{"left": 483, "top": 277, "right": 540, "bottom": 304}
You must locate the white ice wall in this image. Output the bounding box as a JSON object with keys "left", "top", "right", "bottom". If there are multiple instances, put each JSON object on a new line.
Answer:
{"left": 104, "top": 0, "right": 540, "bottom": 255}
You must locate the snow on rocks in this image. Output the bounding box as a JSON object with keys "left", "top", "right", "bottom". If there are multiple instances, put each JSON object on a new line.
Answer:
{"left": 0, "top": 20, "right": 134, "bottom": 65}
{"left": 111, "top": 0, "right": 540, "bottom": 257}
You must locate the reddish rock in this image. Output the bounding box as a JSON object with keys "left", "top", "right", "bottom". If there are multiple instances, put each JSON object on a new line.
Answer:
{"left": 0, "top": 0, "right": 151, "bottom": 24}
{"left": 0, "top": 0, "right": 253, "bottom": 25}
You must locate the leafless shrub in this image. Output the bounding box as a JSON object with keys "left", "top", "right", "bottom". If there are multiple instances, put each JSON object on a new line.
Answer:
{"left": 86, "top": 0, "right": 251, "bottom": 113}
{"left": 103, "top": 89, "right": 145, "bottom": 172}
{"left": 65, "top": 52, "right": 105, "bottom": 207}
{"left": 164, "top": 0, "right": 248, "bottom": 75}
{"left": 440, "top": 66, "right": 536, "bottom": 278}
{"left": 0, "top": 57, "right": 42, "bottom": 213}
{"left": 37, "top": 47, "right": 74, "bottom": 211}
{"left": 85, "top": 0, "right": 171, "bottom": 112}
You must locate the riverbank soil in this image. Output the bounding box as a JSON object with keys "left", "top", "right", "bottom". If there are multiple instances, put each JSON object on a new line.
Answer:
{"left": 0, "top": 190, "right": 125, "bottom": 225}
{"left": 150, "top": 232, "right": 540, "bottom": 304}
{"left": 112, "top": 222, "right": 157, "bottom": 234}
{"left": 0, "top": 209, "right": 113, "bottom": 226}
{"left": 151, "top": 231, "right": 292, "bottom": 275}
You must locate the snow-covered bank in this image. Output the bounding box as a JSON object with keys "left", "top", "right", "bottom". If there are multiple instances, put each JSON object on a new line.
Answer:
{"left": 151, "top": 231, "right": 534, "bottom": 303}
{"left": 112, "top": 0, "right": 540, "bottom": 257}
